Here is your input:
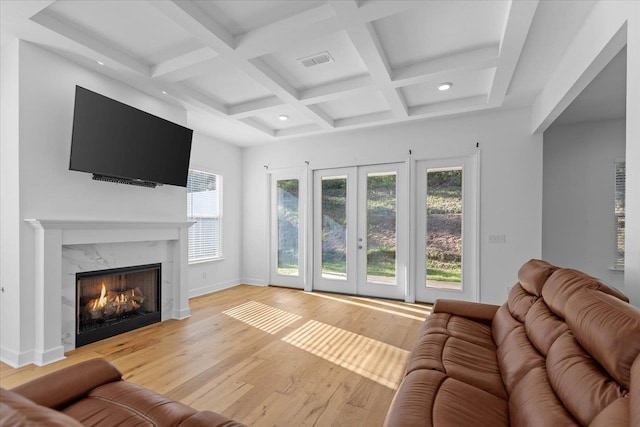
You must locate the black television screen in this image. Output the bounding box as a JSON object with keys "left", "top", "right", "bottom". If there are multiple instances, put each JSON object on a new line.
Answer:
{"left": 70, "top": 86, "right": 193, "bottom": 187}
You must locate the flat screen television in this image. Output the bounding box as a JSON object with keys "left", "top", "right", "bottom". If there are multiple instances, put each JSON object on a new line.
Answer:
{"left": 70, "top": 86, "right": 193, "bottom": 188}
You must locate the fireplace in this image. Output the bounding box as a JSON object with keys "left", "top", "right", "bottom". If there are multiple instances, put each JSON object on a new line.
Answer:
{"left": 76, "top": 263, "right": 161, "bottom": 347}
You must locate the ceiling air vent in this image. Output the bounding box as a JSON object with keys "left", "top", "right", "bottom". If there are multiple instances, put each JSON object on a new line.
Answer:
{"left": 297, "top": 51, "right": 334, "bottom": 68}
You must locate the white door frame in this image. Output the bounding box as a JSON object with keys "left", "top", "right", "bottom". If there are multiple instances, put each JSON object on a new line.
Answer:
{"left": 356, "top": 163, "right": 407, "bottom": 299}
{"left": 312, "top": 167, "right": 358, "bottom": 294}
{"left": 413, "top": 154, "right": 480, "bottom": 303}
{"left": 268, "top": 168, "right": 307, "bottom": 289}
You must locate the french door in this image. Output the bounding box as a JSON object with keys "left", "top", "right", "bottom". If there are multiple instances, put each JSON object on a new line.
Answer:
{"left": 269, "top": 170, "right": 306, "bottom": 289}
{"left": 415, "top": 156, "right": 478, "bottom": 302}
{"left": 313, "top": 163, "right": 407, "bottom": 299}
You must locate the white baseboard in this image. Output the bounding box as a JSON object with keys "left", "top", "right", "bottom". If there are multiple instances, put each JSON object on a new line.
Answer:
{"left": 172, "top": 307, "right": 192, "bottom": 319}
{"left": 189, "top": 279, "right": 242, "bottom": 298}
{"left": 240, "top": 278, "right": 269, "bottom": 286}
{"left": 1, "top": 346, "right": 34, "bottom": 368}
{"left": 34, "top": 346, "right": 66, "bottom": 367}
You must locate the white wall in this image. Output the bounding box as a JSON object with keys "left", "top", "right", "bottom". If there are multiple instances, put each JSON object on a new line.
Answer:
{"left": 0, "top": 41, "right": 243, "bottom": 366}
{"left": 625, "top": 3, "right": 640, "bottom": 306}
{"left": 531, "top": 0, "right": 640, "bottom": 305}
{"left": 542, "top": 119, "right": 625, "bottom": 289}
{"left": 187, "top": 132, "right": 243, "bottom": 297}
{"left": 0, "top": 40, "right": 23, "bottom": 364}
{"left": 242, "top": 108, "right": 543, "bottom": 305}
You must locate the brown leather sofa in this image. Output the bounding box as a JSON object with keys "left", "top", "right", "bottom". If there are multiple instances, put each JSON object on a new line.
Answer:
{"left": 0, "top": 358, "right": 246, "bottom": 426}
{"left": 384, "top": 259, "right": 640, "bottom": 426}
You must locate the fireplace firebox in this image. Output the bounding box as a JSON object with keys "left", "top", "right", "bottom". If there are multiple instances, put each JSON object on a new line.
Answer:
{"left": 76, "top": 263, "right": 161, "bottom": 347}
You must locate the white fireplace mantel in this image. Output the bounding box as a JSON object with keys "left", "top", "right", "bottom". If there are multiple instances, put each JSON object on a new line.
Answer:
{"left": 25, "top": 219, "right": 193, "bottom": 366}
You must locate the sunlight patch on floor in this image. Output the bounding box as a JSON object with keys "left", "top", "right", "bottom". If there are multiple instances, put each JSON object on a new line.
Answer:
{"left": 282, "top": 320, "right": 410, "bottom": 389}
{"left": 352, "top": 296, "right": 432, "bottom": 315}
{"left": 308, "top": 292, "right": 429, "bottom": 321}
{"left": 223, "top": 301, "right": 301, "bottom": 334}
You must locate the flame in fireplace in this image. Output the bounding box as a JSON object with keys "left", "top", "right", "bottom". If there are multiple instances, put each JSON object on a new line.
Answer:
{"left": 86, "top": 284, "right": 144, "bottom": 319}
{"left": 91, "top": 284, "right": 108, "bottom": 310}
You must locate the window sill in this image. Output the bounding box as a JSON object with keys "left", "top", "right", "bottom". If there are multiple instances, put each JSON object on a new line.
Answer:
{"left": 609, "top": 266, "right": 624, "bottom": 272}
{"left": 189, "top": 257, "right": 224, "bottom": 265}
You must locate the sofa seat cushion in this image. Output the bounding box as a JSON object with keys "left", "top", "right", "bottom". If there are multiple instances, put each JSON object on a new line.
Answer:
{"left": 383, "top": 369, "right": 509, "bottom": 427}
{"left": 419, "top": 313, "right": 495, "bottom": 349}
{"left": 62, "top": 380, "right": 225, "bottom": 427}
{"left": 406, "top": 313, "right": 507, "bottom": 399}
{"left": 0, "top": 388, "right": 84, "bottom": 427}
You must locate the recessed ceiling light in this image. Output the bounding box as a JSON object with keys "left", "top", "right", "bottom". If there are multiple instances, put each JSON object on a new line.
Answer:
{"left": 438, "top": 82, "right": 453, "bottom": 91}
{"left": 97, "top": 61, "right": 104, "bottom": 66}
{"left": 278, "top": 114, "right": 289, "bottom": 121}
{"left": 162, "top": 90, "right": 168, "bottom": 95}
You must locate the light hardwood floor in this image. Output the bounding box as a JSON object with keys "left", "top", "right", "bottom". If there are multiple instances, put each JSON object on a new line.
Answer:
{"left": 0, "top": 285, "right": 431, "bottom": 426}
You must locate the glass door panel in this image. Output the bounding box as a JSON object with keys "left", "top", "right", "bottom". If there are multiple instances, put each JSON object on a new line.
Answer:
{"left": 321, "top": 176, "right": 348, "bottom": 280}
{"left": 276, "top": 179, "right": 300, "bottom": 276}
{"left": 366, "top": 172, "right": 397, "bottom": 284}
{"left": 426, "top": 168, "right": 462, "bottom": 289}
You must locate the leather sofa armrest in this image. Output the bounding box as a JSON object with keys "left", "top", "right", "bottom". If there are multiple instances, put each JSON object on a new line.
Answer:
{"left": 179, "top": 411, "right": 248, "bottom": 427}
{"left": 11, "top": 358, "right": 122, "bottom": 410}
{"left": 433, "top": 299, "right": 500, "bottom": 325}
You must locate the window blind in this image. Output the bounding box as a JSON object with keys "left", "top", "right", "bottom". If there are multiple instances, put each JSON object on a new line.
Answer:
{"left": 187, "top": 169, "right": 222, "bottom": 262}
{"left": 614, "top": 160, "right": 625, "bottom": 269}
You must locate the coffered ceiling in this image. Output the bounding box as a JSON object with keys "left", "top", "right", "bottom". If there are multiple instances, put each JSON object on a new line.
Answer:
{"left": 1, "top": 1, "right": 604, "bottom": 146}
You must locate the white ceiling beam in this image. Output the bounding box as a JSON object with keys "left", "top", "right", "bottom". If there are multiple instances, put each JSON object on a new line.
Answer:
{"left": 488, "top": 0, "right": 539, "bottom": 105}
{"left": 357, "top": 0, "right": 424, "bottom": 23}
{"left": 168, "top": 82, "right": 228, "bottom": 116}
{"left": 151, "top": 47, "right": 218, "bottom": 80}
{"left": 408, "top": 95, "right": 488, "bottom": 117}
{"left": 6, "top": 0, "right": 56, "bottom": 20}
{"left": 299, "top": 75, "right": 374, "bottom": 104}
{"left": 237, "top": 18, "right": 343, "bottom": 60}
{"left": 148, "top": 0, "right": 234, "bottom": 53}
{"left": 306, "top": 105, "right": 336, "bottom": 127}
{"left": 391, "top": 45, "right": 499, "bottom": 87}
{"left": 30, "top": 10, "right": 150, "bottom": 76}
{"left": 246, "top": 58, "right": 299, "bottom": 100}
{"left": 235, "top": 4, "right": 340, "bottom": 59}
{"left": 330, "top": 1, "right": 408, "bottom": 118}
{"left": 153, "top": 57, "right": 221, "bottom": 83}
{"left": 239, "top": 118, "right": 276, "bottom": 137}
{"left": 334, "top": 110, "right": 395, "bottom": 128}
{"left": 228, "top": 96, "right": 285, "bottom": 118}
{"left": 275, "top": 124, "right": 322, "bottom": 138}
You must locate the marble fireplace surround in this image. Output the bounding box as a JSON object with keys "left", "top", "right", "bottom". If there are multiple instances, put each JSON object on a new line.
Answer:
{"left": 25, "top": 220, "right": 193, "bottom": 366}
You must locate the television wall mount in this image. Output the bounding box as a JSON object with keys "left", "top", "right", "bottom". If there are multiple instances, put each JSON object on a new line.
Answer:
{"left": 92, "top": 174, "right": 161, "bottom": 188}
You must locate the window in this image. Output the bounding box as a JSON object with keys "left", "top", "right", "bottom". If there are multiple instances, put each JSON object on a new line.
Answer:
{"left": 187, "top": 169, "right": 222, "bottom": 262}
{"left": 614, "top": 159, "right": 625, "bottom": 269}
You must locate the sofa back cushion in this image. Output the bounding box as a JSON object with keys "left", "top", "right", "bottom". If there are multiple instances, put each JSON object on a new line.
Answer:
{"left": 0, "top": 388, "right": 84, "bottom": 427}
{"left": 546, "top": 331, "right": 626, "bottom": 425}
{"left": 517, "top": 259, "right": 556, "bottom": 296}
{"left": 11, "top": 358, "right": 122, "bottom": 410}
{"left": 524, "top": 299, "right": 568, "bottom": 356}
{"left": 542, "top": 269, "right": 628, "bottom": 319}
{"left": 566, "top": 290, "right": 640, "bottom": 388}
{"left": 493, "top": 259, "right": 639, "bottom": 426}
